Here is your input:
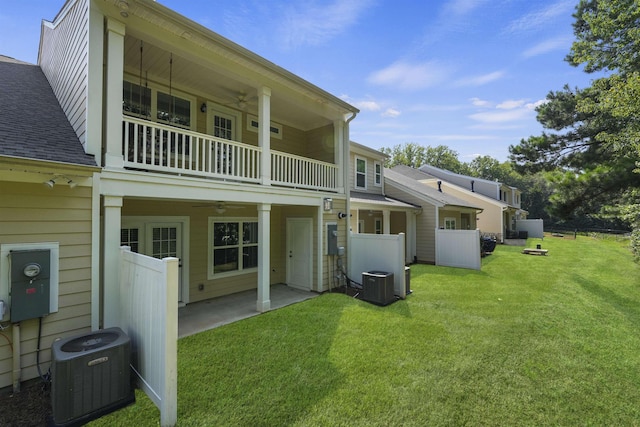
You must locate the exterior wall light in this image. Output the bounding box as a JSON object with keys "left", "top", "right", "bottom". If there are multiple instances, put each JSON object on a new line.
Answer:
{"left": 323, "top": 197, "right": 333, "bottom": 211}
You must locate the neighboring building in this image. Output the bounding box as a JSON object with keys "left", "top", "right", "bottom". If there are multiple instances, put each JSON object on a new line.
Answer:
{"left": 417, "top": 164, "right": 527, "bottom": 241}
{"left": 385, "top": 165, "right": 483, "bottom": 264}
{"left": 0, "top": 55, "right": 99, "bottom": 389}
{"left": 1, "top": 0, "right": 360, "bottom": 390}
{"left": 348, "top": 142, "right": 420, "bottom": 263}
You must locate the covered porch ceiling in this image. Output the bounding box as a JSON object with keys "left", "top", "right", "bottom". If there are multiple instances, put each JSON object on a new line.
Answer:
{"left": 122, "top": 33, "right": 347, "bottom": 131}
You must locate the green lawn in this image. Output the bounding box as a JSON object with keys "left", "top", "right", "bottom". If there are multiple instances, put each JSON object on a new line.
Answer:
{"left": 92, "top": 235, "right": 640, "bottom": 426}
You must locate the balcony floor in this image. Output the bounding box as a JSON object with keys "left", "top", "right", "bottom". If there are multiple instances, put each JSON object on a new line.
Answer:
{"left": 178, "top": 283, "right": 319, "bottom": 338}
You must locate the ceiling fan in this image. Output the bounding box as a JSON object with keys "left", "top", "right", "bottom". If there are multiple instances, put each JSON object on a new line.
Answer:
{"left": 192, "top": 202, "right": 244, "bottom": 214}
{"left": 220, "top": 91, "right": 257, "bottom": 110}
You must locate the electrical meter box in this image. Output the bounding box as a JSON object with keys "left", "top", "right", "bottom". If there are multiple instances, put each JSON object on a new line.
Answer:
{"left": 10, "top": 249, "right": 51, "bottom": 322}
{"left": 327, "top": 224, "right": 338, "bottom": 255}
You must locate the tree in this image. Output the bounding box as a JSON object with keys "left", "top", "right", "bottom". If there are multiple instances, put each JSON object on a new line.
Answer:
{"left": 381, "top": 143, "right": 468, "bottom": 173}
{"left": 509, "top": 0, "right": 640, "bottom": 230}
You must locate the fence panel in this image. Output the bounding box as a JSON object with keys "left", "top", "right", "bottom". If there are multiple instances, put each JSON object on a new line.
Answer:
{"left": 349, "top": 233, "right": 406, "bottom": 298}
{"left": 120, "top": 247, "right": 178, "bottom": 427}
{"left": 516, "top": 219, "right": 544, "bottom": 238}
{"left": 435, "top": 229, "right": 481, "bottom": 270}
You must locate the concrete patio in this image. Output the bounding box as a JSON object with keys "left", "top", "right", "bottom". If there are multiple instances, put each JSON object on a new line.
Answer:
{"left": 178, "top": 284, "right": 319, "bottom": 338}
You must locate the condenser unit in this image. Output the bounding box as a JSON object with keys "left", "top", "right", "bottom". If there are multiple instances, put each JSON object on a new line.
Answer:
{"left": 51, "top": 327, "right": 135, "bottom": 427}
{"left": 361, "top": 271, "right": 396, "bottom": 306}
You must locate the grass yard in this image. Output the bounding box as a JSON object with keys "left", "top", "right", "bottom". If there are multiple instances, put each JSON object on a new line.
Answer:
{"left": 91, "top": 235, "right": 640, "bottom": 426}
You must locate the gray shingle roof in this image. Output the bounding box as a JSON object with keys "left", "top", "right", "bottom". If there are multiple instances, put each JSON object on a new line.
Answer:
{"left": 386, "top": 165, "right": 482, "bottom": 210}
{"left": 0, "top": 55, "right": 96, "bottom": 167}
{"left": 350, "top": 191, "right": 420, "bottom": 209}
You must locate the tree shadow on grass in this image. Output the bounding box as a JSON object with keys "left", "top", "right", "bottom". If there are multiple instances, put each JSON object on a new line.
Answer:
{"left": 575, "top": 275, "right": 640, "bottom": 325}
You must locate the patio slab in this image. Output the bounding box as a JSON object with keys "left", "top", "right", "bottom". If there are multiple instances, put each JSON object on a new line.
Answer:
{"left": 178, "top": 284, "right": 319, "bottom": 338}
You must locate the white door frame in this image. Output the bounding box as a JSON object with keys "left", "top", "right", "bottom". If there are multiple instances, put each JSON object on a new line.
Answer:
{"left": 286, "top": 217, "right": 313, "bottom": 291}
{"left": 122, "top": 216, "right": 190, "bottom": 305}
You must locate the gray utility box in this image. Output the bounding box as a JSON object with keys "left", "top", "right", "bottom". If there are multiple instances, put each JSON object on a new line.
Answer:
{"left": 10, "top": 249, "right": 50, "bottom": 322}
{"left": 51, "top": 327, "right": 135, "bottom": 427}
{"left": 361, "top": 271, "right": 395, "bottom": 306}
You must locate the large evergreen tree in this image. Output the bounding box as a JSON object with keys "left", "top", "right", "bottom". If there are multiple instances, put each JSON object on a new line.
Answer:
{"left": 509, "top": 0, "right": 640, "bottom": 228}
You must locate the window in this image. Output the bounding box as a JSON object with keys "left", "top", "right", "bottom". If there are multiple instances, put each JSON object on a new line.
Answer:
{"left": 123, "top": 81, "right": 151, "bottom": 118}
{"left": 374, "top": 161, "right": 382, "bottom": 186}
{"left": 157, "top": 92, "right": 191, "bottom": 128}
{"left": 213, "top": 114, "right": 234, "bottom": 140}
{"left": 444, "top": 217, "right": 456, "bottom": 230}
{"left": 210, "top": 219, "right": 258, "bottom": 277}
{"left": 374, "top": 218, "right": 382, "bottom": 234}
{"left": 120, "top": 228, "right": 140, "bottom": 253}
{"left": 355, "top": 157, "right": 367, "bottom": 189}
{"left": 122, "top": 77, "right": 195, "bottom": 130}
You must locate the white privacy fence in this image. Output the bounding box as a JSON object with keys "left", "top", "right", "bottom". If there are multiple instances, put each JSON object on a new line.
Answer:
{"left": 435, "top": 229, "right": 481, "bottom": 270}
{"left": 349, "top": 233, "right": 407, "bottom": 298}
{"left": 120, "top": 247, "right": 178, "bottom": 427}
{"left": 516, "top": 219, "right": 544, "bottom": 238}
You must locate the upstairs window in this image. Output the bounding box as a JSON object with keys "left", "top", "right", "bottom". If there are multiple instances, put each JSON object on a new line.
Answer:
{"left": 355, "top": 157, "right": 367, "bottom": 189}
{"left": 374, "top": 161, "right": 382, "bottom": 186}
{"left": 123, "top": 81, "right": 151, "bottom": 118}
{"left": 157, "top": 92, "right": 191, "bottom": 128}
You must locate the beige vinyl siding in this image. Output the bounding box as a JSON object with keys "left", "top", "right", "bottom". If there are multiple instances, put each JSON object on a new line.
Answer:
{"left": 0, "top": 182, "right": 93, "bottom": 389}
{"left": 349, "top": 152, "right": 383, "bottom": 195}
{"left": 40, "top": 0, "right": 90, "bottom": 148}
{"left": 390, "top": 211, "right": 406, "bottom": 234}
{"left": 437, "top": 184, "right": 503, "bottom": 237}
{"left": 384, "top": 185, "right": 437, "bottom": 263}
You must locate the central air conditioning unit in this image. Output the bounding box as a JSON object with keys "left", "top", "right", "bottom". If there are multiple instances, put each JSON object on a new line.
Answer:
{"left": 50, "top": 327, "right": 135, "bottom": 427}
{"left": 361, "top": 271, "right": 396, "bottom": 306}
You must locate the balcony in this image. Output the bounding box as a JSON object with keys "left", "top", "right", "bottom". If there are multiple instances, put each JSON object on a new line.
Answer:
{"left": 122, "top": 116, "right": 339, "bottom": 192}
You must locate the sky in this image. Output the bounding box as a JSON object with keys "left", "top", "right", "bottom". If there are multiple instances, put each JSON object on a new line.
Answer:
{"left": 0, "top": 0, "right": 604, "bottom": 162}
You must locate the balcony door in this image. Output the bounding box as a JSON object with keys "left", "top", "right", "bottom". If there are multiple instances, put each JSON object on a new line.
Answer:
{"left": 206, "top": 104, "right": 242, "bottom": 142}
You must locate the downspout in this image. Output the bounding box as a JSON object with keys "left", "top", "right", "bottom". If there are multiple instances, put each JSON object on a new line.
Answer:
{"left": 343, "top": 111, "right": 357, "bottom": 283}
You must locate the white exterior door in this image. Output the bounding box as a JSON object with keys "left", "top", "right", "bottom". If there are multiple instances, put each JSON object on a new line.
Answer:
{"left": 286, "top": 218, "right": 313, "bottom": 291}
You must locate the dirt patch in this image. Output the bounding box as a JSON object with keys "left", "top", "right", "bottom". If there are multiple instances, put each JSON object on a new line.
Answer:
{"left": 0, "top": 379, "right": 52, "bottom": 427}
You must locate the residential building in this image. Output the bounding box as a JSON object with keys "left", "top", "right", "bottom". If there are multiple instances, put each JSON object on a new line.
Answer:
{"left": 0, "top": 55, "right": 99, "bottom": 389}
{"left": 417, "top": 164, "right": 527, "bottom": 241}
{"left": 348, "top": 142, "right": 420, "bottom": 263}
{"left": 1, "top": 0, "right": 359, "bottom": 390}
{"left": 385, "top": 165, "right": 483, "bottom": 264}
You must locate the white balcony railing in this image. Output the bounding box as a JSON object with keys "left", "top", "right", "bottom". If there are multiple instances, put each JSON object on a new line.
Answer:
{"left": 122, "top": 116, "right": 338, "bottom": 191}
{"left": 123, "top": 117, "right": 261, "bottom": 183}
{"left": 271, "top": 150, "right": 337, "bottom": 191}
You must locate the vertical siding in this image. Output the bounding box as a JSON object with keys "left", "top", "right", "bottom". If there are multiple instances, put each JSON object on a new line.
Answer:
{"left": 0, "top": 181, "right": 93, "bottom": 389}
{"left": 39, "top": 0, "right": 90, "bottom": 148}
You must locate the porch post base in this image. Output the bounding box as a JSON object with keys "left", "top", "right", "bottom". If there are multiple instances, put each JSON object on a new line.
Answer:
{"left": 257, "top": 299, "right": 271, "bottom": 313}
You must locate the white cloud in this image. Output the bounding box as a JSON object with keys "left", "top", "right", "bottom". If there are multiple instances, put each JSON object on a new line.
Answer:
{"left": 356, "top": 100, "right": 382, "bottom": 112}
{"left": 496, "top": 99, "right": 526, "bottom": 110}
{"left": 368, "top": 60, "right": 452, "bottom": 90}
{"left": 469, "top": 109, "right": 531, "bottom": 124}
{"left": 522, "top": 36, "right": 573, "bottom": 58}
{"left": 279, "top": 0, "right": 374, "bottom": 48}
{"left": 382, "top": 108, "right": 401, "bottom": 118}
{"left": 505, "top": 0, "right": 574, "bottom": 33}
{"left": 454, "top": 70, "right": 505, "bottom": 87}
{"left": 470, "top": 97, "right": 491, "bottom": 107}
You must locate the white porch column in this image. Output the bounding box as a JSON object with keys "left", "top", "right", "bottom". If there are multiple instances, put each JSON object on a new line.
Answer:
{"left": 103, "top": 195, "right": 123, "bottom": 328}
{"left": 257, "top": 203, "right": 271, "bottom": 312}
{"left": 259, "top": 86, "right": 271, "bottom": 186}
{"left": 334, "top": 120, "right": 345, "bottom": 192}
{"left": 406, "top": 211, "right": 417, "bottom": 263}
{"left": 383, "top": 209, "right": 391, "bottom": 234}
{"left": 104, "top": 18, "right": 125, "bottom": 169}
